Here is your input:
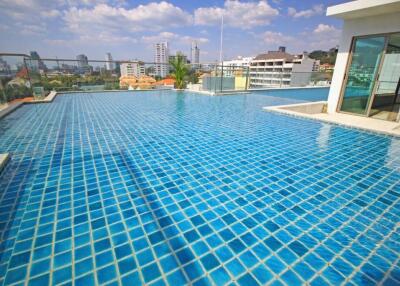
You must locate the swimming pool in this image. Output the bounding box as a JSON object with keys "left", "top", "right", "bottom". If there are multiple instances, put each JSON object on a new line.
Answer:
{"left": 0, "top": 88, "right": 399, "bottom": 285}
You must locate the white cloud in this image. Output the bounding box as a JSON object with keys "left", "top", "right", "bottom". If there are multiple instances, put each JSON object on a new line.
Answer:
{"left": 288, "top": 4, "right": 324, "bottom": 18}
{"left": 20, "top": 23, "right": 47, "bottom": 35}
{"left": 309, "top": 24, "right": 341, "bottom": 49}
{"left": 194, "top": 0, "right": 279, "bottom": 29}
{"left": 0, "top": 0, "right": 64, "bottom": 19}
{"left": 260, "top": 31, "right": 294, "bottom": 45}
{"left": 255, "top": 24, "right": 341, "bottom": 53}
{"left": 63, "top": 2, "right": 193, "bottom": 35}
{"left": 41, "top": 9, "right": 61, "bottom": 18}
{"left": 45, "top": 32, "right": 137, "bottom": 46}
{"left": 142, "top": 32, "right": 208, "bottom": 45}
{"left": 313, "top": 23, "right": 338, "bottom": 34}
{"left": 141, "top": 32, "right": 177, "bottom": 43}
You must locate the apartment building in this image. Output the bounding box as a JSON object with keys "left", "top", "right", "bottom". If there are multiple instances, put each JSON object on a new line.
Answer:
{"left": 169, "top": 51, "right": 189, "bottom": 65}
{"left": 191, "top": 41, "right": 200, "bottom": 65}
{"left": 154, "top": 42, "right": 169, "bottom": 78}
{"left": 105, "top": 53, "right": 114, "bottom": 71}
{"left": 249, "top": 49, "right": 319, "bottom": 88}
{"left": 120, "top": 61, "right": 145, "bottom": 78}
{"left": 222, "top": 56, "right": 254, "bottom": 76}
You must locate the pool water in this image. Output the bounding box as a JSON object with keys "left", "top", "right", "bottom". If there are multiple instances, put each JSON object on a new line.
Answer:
{"left": 0, "top": 88, "right": 399, "bottom": 286}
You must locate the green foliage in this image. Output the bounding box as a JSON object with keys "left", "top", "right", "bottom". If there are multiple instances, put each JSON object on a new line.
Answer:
{"left": 186, "top": 68, "right": 199, "bottom": 84}
{"left": 309, "top": 47, "right": 338, "bottom": 65}
{"left": 170, "top": 55, "right": 188, "bottom": 89}
{"left": 104, "top": 81, "right": 120, "bottom": 90}
{"left": 0, "top": 77, "right": 31, "bottom": 103}
{"left": 0, "top": 85, "right": 31, "bottom": 103}
{"left": 38, "top": 74, "right": 120, "bottom": 91}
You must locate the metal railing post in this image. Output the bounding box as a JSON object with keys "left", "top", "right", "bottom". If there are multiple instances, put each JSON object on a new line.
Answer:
{"left": 214, "top": 63, "right": 217, "bottom": 94}
{"left": 245, "top": 67, "right": 249, "bottom": 91}
{"left": 220, "top": 62, "right": 224, "bottom": 93}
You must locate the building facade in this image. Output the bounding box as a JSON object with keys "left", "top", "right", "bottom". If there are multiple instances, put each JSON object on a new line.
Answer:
{"left": 105, "top": 53, "right": 114, "bottom": 71}
{"left": 120, "top": 61, "right": 145, "bottom": 78}
{"left": 76, "top": 54, "right": 91, "bottom": 74}
{"left": 0, "top": 57, "right": 11, "bottom": 76}
{"left": 169, "top": 51, "right": 189, "bottom": 65}
{"left": 29, "top": 51, "right": 47, "bottom": 72}
{"left": 191, "top": 42, "right": 200, "bottom": 65}
{"left": 154, "top": 42, "right": 169, "bottom": 78}
{"left": 222, "top": 56, "right": 254, "bottom": 76}
{"left": 326, "top": 0, "right": 400, "bottom": 121}
{"left": 249, "top": 50, "right": 319, "bottom": 88}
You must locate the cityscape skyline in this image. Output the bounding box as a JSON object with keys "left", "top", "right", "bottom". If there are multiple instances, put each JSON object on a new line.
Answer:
{"left": 0, "top": 0, "right": 343, "bottom": 62}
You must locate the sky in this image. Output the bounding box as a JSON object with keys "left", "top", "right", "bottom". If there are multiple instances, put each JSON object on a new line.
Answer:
{"left": 0, "top": 0, "right": 345, "bottom": 63}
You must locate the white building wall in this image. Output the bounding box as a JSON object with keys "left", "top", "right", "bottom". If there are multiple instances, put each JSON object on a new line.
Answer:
{"left": 120, "top": 62, "right": 145, "bottom": 78}
{"left": 222, "top": 57, "right": 254, "bottom": 76}
{"left": 105, "top": 53, "right": 114, "bottom": 71}
{"left": 327, "top": 12, "right": 400, "bottom": 113}
{"left": 154, "top": 42, "right": 169, "bottom": 78}
{"left": 249, "top": 56, "right": 318, "bottom": 88}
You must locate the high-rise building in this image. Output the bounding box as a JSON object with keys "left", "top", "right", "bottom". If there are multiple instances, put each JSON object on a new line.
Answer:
{"left": 154, "top": 42, "right": 169, "bottom": 78}
{"left": 76, "top": 54, "right": 91, "bottom": 74}
{"left": 191, "top": 42, "right": 200, "bottom": 65}
{"left": 105, "top": 52, "right": 114, "bottom": 71}
{"left": 120, "top": 61, "right": 145, "bottom": 78}
{"left": 76, "top": 54, "right": 88, "bottom": 67}
{"left": 0, "top": 56, "right": 11, "bottom": 76}
{"left": 29, "top": 51, "right": 47, "bottom": 71}
{"left": 169, "top": 52, "right": 189, "bottom": 73}
{"left": 169, "top": 51, "right": 189, "bottom": 64}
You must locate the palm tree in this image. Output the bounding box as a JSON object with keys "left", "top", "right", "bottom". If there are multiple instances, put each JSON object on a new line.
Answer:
{"left": 169, "top": 55, "right": 188, "bottom": 89}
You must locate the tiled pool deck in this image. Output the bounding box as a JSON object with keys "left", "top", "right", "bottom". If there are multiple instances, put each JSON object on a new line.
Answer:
{"left": 0, "top": 89, "right": 399, "bottom": 285}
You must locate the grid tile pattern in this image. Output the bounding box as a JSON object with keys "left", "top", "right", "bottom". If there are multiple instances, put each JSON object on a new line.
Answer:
{"left": 0, "top": 89, "right": 399, "bottom": 286}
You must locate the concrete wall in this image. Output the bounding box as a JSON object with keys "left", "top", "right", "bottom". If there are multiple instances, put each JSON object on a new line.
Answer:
{"left": 291, "top": 58, "right": 316, "bottom": 87}
{"left": 202, "top": 76, "right": 235, "bottom": 91}
{"left": 235, "top": 76, "right": 248, "bottom": 90}
{"left": 327, "top": 12, "right": 400, "bottom": 114}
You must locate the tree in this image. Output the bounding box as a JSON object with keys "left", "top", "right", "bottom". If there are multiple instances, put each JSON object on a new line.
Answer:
{"left": 170, "top": 55, "right": 188, "bottom": 89}
{"left": 309, "top": 47, "right": 338, "bottom": 65}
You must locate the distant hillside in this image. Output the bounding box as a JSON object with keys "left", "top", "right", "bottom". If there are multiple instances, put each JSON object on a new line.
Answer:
{"left": 309, "top": 47, "right": 338, "bottom": 65}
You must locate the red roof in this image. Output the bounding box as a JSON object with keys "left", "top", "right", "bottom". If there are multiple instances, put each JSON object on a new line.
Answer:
{"left": 156, "top": 78, "right": 176, "bottom": 85}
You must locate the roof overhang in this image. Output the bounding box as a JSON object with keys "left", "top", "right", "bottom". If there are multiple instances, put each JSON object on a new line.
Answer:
{"left": 327, "top": 0, "right": 400, "bottom": 19}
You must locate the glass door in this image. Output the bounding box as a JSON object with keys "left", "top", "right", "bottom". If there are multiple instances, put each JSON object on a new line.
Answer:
{"left": 340, "top": 36, "right": 386, "bottom": 115}
{"left": 369, "top": 33, "right": 400, "bottom": 121}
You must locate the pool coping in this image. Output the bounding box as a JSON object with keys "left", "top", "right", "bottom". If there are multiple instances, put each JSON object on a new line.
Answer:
{"left": 249, "top": 86, "right": 329, "bottom": 92}
{"left": 188, "top": 90, "right": 252, "bottom": 96}
{"left": 0, "top": 153, "right": 10, "bottom": 174}
{"left": 264, "top": 101, "right": 400, "bottom": 138}
{"left": 0, "top": 91, "right": 57, "bottom": 120}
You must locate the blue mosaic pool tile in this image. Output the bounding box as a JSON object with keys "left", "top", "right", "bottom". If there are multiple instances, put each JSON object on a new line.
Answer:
{"left": 0, "top": 88, "right": 399, "bottom": 285}
{"left": 142, "top": 262, "right": 161, "bottom": 283}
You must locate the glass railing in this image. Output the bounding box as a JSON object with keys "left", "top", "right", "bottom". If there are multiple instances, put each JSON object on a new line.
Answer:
{"left": 0, "top": 53, "right": 334, "bottom": 105}
{"left": 0, "top": 54, "right": 33, "bottom": 104}
{"left": 198, "top": 64, "right": 332, "bottom": 93}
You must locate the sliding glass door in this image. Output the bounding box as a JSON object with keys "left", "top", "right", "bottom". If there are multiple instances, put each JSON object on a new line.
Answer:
{"left": 369, "top": 33, "right": 400, "bottom": 121}
{"left": 339, "top": 32, "right": 400, "bottom": 121}
{"left": 340, "top": 36, "right": 386, "bottom": 115}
